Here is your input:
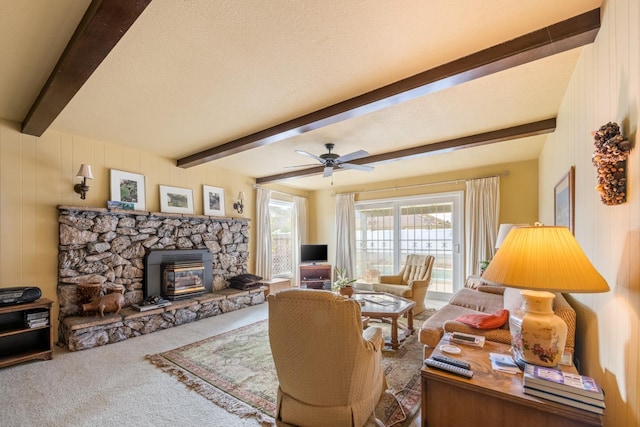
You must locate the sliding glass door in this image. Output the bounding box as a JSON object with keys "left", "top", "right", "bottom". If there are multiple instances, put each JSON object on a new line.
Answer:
{"left": 354, "top": 192, "right": 463, "bottom": 301}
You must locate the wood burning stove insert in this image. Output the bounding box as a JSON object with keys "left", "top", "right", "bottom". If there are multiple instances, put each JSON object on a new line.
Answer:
{"left": 145, "top": 249, "right": 213, "bottom": 300}
{"left": 162, "top": 261, "right": 206, "bottom": 300}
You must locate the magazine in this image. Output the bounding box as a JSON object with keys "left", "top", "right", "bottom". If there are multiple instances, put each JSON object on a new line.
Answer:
{"left": 523, "top": 364, "right": 604, "bottom": 400}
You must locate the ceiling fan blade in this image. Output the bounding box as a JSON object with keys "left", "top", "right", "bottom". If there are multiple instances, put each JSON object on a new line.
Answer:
{"left": 295, "top": 150, "right": 324, "bottom": 162}
{"left": 284, "top": 163, "right": 319, "bottom": 169}
{"left": 336, "top": 149, "right": 368, "bottom": 163}
{"left": 340, "top": 163, "right": 374, "bottom": 172}
{"left": 323, "top": 166, "right": 334, "bottom": 177}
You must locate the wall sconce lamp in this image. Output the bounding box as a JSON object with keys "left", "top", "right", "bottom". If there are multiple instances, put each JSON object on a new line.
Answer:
{"left": 233, "top": 191, "right": 245, "bottom": 214}
{"left": 73, "top": 164, "right": 93, "bottom": 200}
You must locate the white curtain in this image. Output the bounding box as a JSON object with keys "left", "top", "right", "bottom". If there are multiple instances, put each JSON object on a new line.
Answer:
{"left": 335, "top": 193, "right": 356, "bottom": 278}
{"left": 465, "top": 177, "right": 500, "bottom": 277}
{"left": 256, "top": 188, "right": 272, "bottom": 280}
{"left": 292, "top": 195, "right": 307, "bottom": 286}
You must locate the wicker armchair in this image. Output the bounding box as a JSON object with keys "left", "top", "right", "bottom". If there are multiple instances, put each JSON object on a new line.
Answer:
{"left": 268, "top": 289, "right": 387, "bottom": 427}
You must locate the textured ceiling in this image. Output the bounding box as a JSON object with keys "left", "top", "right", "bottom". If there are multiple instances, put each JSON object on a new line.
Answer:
{"left": 0, "top": 0, "right": 602, "bottom": 190}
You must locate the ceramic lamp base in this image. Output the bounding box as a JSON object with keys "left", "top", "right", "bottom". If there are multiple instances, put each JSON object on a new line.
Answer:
{"left": 509, "top": 290, "right": 567, "bottom": 367}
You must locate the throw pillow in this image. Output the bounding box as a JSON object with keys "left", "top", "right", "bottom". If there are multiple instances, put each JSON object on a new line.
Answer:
{"left": 229, "top": 273, "right": 263, "bottom": 285}
{"left": 455, "top": 309, "right": 509, "bottom": 329}
{"left": 228, "top": 273, "right": 264, "bottom": 291}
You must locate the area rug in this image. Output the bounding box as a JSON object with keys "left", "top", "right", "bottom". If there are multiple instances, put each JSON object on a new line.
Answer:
{"left": 146, "top": 309, "right": 435, "bottom": 426}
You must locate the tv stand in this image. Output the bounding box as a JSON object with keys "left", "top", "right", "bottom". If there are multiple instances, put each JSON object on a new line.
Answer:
{"left": 299, "top": 264, "right": 331, "bottom": 289}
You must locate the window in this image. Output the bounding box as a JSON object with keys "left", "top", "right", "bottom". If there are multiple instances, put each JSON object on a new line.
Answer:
{"left": 269, "top": 199, "right": 294, "bottom": 277}
{"left": 355, "top": 192, "right": 463, "bottom": 300}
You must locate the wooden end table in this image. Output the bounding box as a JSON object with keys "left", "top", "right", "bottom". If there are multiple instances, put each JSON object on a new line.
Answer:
{"left": 421, "top": 337, "right": 603, "bottom": 427}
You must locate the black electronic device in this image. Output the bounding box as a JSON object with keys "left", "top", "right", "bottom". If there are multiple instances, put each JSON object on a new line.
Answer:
{"left": 450, "top": 331, "right": 486, "bottom": 347}
{"left": 0, "top": 287, "right": 42, "bottom": 305}
{"left": 300, "top": 244, "right": 328, "bottom": 264}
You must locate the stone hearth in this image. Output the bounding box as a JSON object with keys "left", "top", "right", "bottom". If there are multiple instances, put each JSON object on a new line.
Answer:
{"left": 59, "top": 288, "right": 265, "bottom": 351}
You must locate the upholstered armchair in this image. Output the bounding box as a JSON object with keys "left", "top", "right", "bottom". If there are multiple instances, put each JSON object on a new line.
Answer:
{"left": 268, "top": 289, "right": 387, "bottom": 427}
{"left": 362, "top": 254, "right": 434, "bottom": 314}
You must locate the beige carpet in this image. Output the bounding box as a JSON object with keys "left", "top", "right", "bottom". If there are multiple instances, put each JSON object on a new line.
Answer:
{"left": 0, "top": 304, "right": 273, "bottom": 427}
{"left": 147, "top": 310, "right": 435, "bottom": 426}
{"left": 0, "top": 302, "right": 435, "bottom": 426}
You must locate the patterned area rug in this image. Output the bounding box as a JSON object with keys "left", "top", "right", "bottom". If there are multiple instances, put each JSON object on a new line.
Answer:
{"left": 146, "top": 309, "right": 435, "bottom": 426}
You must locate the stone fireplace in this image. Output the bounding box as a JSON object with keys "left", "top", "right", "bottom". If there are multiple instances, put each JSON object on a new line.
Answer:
{"left": 57, "top": 206, "right": 263, "bottom": 351}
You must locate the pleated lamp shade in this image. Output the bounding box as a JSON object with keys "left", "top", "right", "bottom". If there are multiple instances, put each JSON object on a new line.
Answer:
{"left": 482, "top": 225, "right": 609, "bottom": 293}
{"left": 495, "top": 223, "right": 528, "bottom": 249}
{"left": 76, "top": 164, "right": 93, "bottom": 179}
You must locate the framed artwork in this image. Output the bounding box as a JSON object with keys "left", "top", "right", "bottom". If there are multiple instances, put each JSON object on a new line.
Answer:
{"left": 159, "top": 185, "right": 194, "bottom": 214}
{"left": 554, "top": 165, "right": 575, "bottom": 234}
{"left": 110, "top": 169, "right": 146, "bottom": 211}
{"left": 203, "top": 185, "right": 225, "bottom": 216}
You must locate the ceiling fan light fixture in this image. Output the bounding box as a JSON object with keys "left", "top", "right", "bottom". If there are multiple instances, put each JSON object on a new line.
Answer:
{"left": 290, "top": 143, "right": 373, "bottom": 178}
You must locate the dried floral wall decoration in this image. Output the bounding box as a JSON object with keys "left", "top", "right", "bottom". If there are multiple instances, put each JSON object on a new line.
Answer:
{"left": 592, "top": 122, "right": 631, "bottom": 205}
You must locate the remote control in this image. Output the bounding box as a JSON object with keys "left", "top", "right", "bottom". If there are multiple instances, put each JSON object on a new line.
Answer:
{"left": 451, "top": 332, "right": 477, "bottom": 342}
{"left": 424, "top": 358, "right": 474, "bottom": 378}
{"left": 432, "top": 354, "right": 471, "bottom": 370}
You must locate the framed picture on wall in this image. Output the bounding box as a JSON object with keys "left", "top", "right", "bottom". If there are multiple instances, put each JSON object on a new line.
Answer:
{"left": 554, "top": 165, "right": 575, "bottom": 234}
{"left": 203, "top": 185, "right": 225, "bottom": 216}
{"left": 110, "top": 169, "right": 146, "bottom": 211}
{"left": 159, "top": 185, "right": 194, "bottom": 214}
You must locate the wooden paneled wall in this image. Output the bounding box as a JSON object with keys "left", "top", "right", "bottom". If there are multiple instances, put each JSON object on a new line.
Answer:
{"left": 0, "top": 119, "right": 255, "bottom": 334}
{"left": 538, "top": 0, "right": 639, "bottom": 425}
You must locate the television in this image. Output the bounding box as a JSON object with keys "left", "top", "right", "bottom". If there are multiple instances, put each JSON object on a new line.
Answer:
{"left": 300, "top": 244, "right": 328, "bottom": 264}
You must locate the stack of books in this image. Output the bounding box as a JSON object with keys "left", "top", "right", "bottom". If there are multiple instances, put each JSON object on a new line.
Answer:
{"left": 25, "top": 309, "right": 49, "bottom": 328}
{"left": 523, "top": 364, "right": 605, "bottom": 415}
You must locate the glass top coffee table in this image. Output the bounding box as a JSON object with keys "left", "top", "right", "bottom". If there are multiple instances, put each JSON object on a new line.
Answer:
{"left": 352, "top": 292, "right": 415, "bottom": 349}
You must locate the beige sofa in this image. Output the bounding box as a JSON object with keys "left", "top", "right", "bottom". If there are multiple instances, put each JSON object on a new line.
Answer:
{"left": 419, "top": 283, "right": 576, "bottom": 358}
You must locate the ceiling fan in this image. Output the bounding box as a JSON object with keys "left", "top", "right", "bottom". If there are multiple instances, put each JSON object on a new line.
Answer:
{"left": 291, "top": 143, "right": 374, "bottom": 177}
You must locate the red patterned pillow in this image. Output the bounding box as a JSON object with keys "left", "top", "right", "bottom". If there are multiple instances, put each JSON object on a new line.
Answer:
{"left": 455, "top": 309, "right": 509, "bottom": 329}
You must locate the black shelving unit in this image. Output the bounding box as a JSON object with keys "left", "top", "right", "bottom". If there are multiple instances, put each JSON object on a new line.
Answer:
{"left": 0, "top": 298, "right": 53, "bottom": 368}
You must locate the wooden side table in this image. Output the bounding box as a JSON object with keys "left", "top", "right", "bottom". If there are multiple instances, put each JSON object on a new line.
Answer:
{"left": 262, "top": 278, "right": 291, "bottom": 297}
{"left": 421, "top": 337, "right": 603, "bottom": 427}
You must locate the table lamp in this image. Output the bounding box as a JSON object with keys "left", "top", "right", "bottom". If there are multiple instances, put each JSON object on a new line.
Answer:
{"left": 495, "top": 223, "right": 528, "bottom": 249}
{"left": 481, "top": 225, "right": 609, "bottom": 367}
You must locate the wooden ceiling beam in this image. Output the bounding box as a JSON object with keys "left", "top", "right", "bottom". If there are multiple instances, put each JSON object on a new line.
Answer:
{"left": 178, "top": 9, "right": 599, "bottom": 168}
{"left": 255, "top": 118, "right": 556, "bottom": 184}
{"left": 21, "top": 0, "right": 152, "bottom": 136}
